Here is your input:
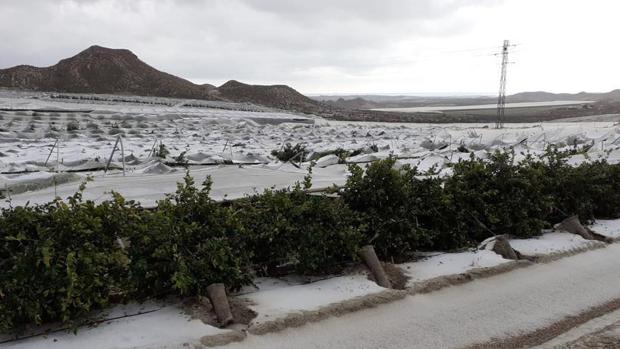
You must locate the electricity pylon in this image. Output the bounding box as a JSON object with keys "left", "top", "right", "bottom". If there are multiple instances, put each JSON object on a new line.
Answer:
{"left": 496, "top": 40, "right": 510, "bottom": 129}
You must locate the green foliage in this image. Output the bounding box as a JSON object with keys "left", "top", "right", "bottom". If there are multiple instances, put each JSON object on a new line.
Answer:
{"left": 4, "top": 150, "right": 620, "bottom": 334}
{"left": 66, "top": 120, "right": 80, "bottom": 131}
{"left": 271, "top": 143, "right": 307, "bottom": 162}
{"left": 156, "top": 143, "right": 170, "bottom": 158}
{"left": 127, "top": 173, "right": 252, "bottom": 299}
{"left": 536, "top": 146, "right": 620, "bottom": 223}
{"left": 309, "top": 147, "right": 363, "bottom": 164}
{"left": 174, "top": 151, "right": 189, "bottom": 167}
{"left": 444, "top": 150, "right": 552, "bottom": 243}
{"left": 235, "top": 186, "right": 362, "bottom": 276}
{"left": 0, "top": 187, "right": 128, "bottom": 333}
{"left": 341, "top": 158, "right": 436, "bottom": 260}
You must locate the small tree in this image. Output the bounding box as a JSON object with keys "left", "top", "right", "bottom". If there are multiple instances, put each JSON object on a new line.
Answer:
{"left": 175, "top": 151, "right": 189, "bottom": 167}
{"left": 271, "top": 143, "right": 307, "bottom": 162}
{"left": 157, "top": 143, "right": 170, "bottom": 159}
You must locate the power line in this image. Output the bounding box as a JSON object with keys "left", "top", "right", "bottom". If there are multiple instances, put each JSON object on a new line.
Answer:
{"left": 376, "top": 43, "right": 523, "bottom": 66}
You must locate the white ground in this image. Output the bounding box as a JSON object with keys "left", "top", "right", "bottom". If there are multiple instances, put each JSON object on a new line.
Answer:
{"left": 399, "top": 250, "right": 509, "bottom": 285}
{"left": 509, "top": 231, "right": 604, "bottom": 257}
{"left": 223, "top": 244, "right": 620, "bottom": 349}
{"left": 372, "top": 100, "right": 594, "bottom": 112}
{"left": 3, "top": 92, "right": 620, "bottom": 347}
{"left": 238, "top": 251, "right": 510, "bottom": 325}
{"left": 244, "top": 274, "right": 384, "bottom": 325}
{"left": 590, "top": 219, "right": 620, "bottom": 239}
{"left": 2, "top": 302, "right": 226, "bottom": 349}
{"left": 2, "top": 91, "right": 620, "bottom": 207}
{"left": 0, "top": 164, "right": 349, "bottom": 208}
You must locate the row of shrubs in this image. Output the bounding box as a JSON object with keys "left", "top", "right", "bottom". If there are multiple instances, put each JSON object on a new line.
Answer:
{"left": 345, "top": 148, "right": 620, "bottom": 258}
{"left": 2, "top": 146, "right": 620, "bottom": 333}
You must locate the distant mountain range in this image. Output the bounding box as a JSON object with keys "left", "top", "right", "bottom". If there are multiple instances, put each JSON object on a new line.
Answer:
{"left": 0, "top": 45, "right": 323, "bottom": 113}
{"left": 1, "top": 45, "right": 618, "bottom": 121}
{"left": 315, "top": 90, "right": 620, "bottom": 110}
{"left": 509, "top": 90, "right": 620, "bottom": 102}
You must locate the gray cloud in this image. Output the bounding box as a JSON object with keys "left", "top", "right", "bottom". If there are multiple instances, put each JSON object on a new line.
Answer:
{"left": 0, "top": 0, "right": 507, "bottom": 92}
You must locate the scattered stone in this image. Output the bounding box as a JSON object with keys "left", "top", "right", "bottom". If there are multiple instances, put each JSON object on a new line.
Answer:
{"left": 492, "top": 236, "right": 519, "bottom": 260}
{"left": 556, "top": 215, "right": 595, "bottom": 240}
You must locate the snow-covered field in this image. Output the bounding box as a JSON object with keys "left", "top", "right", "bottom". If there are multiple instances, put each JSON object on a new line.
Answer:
{"left": 509, "top": 232, "right": 605, "bottom": 257}
{"left": 371, "top": 100, "right": 594, "bottom": 112}
{"left": 1, "top": 302, "right": 226, "bottom": 349}
{"left": 399, "top": 250, "right": 509, "bottom": 284}
{"left": 243, "top": 274, "right": 384, "bottom": 325}
{"left": 3, "top": 91, "right": 620, "bottom": 348}
{"left": 1, "top": 91, "right": 620, "bottom": 207}
{"left": 590, "top": 219, "right": 620, "bottom": 241}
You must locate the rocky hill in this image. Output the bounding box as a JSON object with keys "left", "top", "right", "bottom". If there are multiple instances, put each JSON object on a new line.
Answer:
{"left": 0, "top": 46, "right": 220, "bottom": 100}
{"left": 5, "top": 45, "right": 615, "bottom": 121}
{"left": 218, "top": 80, "right": 324, "bottom": 113}
{"left": 0, "top": 46, "right": 328, "bottom": 114}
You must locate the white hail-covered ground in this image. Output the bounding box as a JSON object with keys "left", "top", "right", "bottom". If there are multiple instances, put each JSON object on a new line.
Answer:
{"left": 222, "top": 243, "right": 620, "bottom": 349}
{"left": 1, "top": 91, "right": 620, "bottom": 207}
{"left": 3, "top": 92, "right": 620, "bottom": 348}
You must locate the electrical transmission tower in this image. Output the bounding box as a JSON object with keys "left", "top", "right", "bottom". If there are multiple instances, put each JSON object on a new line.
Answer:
{"left": 495, "top": 40, "right": 510, "bottom": 129}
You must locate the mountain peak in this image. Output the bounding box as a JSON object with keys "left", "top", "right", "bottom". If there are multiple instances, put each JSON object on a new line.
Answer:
{"left": 73, "top": 45, "right": 137, "bottom": 60}
{"left": 0, "top": 45, "right": 218, "bottom": 100}
{"left": 84, "top": 44, "right": 108, "bottom": 52}
{"left": 0, "top": 46, "right": 324, "bottom": 114}
{"left": 219, "top": 79, "right": 243, "bottom": 89}
{"left": 218, "top": 80, "right": 321, "bottom": 112}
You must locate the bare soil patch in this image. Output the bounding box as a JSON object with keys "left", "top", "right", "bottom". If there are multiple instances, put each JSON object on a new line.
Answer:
{"left": 363, "top": 262, "right": 409, "bottom": 290}
{"left": 182, "top": 296, "right": 257, "bottom": 328}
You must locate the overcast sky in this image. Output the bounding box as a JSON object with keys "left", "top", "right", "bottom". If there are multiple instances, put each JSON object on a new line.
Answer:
{"left": 1, "top": 0, "right": 618, "bottom": 95}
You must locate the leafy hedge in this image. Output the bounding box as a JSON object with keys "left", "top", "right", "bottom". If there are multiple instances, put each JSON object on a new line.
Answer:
{"left": 126, "top": 175, "right": 252, "bottom": 300}
{"left": 342, "top": 158, "right": 438, "bottom": 260}
{"left": 2, "top": 147, "right": 620, "bottom": 333}
{"left": 0, "top": 185, "right": 128, "bottom": 333}
{"left": 340, "top": 147, "right": 620, "bottom": 260}
{"left": 234, "top": 181, "right": 362, "bottom": 276}
{"left": 443, "top": 151, "right": 552, "bottom": 244}
{"left": 534, "top": 146, "right": 620, "bottom": 222}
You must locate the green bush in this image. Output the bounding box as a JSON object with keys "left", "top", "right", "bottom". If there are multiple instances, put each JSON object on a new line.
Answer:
{"left": 66, "top": 120, "right": 80, "bottom": 131}
{"left": 4, "top": 150, "right": 620, "bottom": 334}
{"left": 342, "top": 158, "right": 436, "bottom": 260}
{"left": 271, "top": 143, "right": 307, "bottom": 162}
{"left": 535, "top": 147, "right": 620, "bottom": 223}
{"left": 156, "top": 143, "right": 170, "bottom": 158}
{"left": 235, "top": 184, "right": 362, "bottom": 276}
{"left": 174, "top": 151, "right": 189, "bottom": 167}
{"left": 0, "top": 187, "right": 128, "bottom": 333}
{"left": 308, "top": 147, "right": 363, "bottom": 163}
{"left": 127, "top": 173, "right": 252, "bottom": 299}
{"left": 443, "top": 151, "right": 553, "bottom": 243}
{"left": 585, "top": 161, "right": 620, "bottom": 219}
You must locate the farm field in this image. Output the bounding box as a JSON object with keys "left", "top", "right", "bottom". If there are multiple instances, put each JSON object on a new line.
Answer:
{"left": 1, "top": 91, "right": 620, "bottom": 207}
{"left": 4, "top": 1, "right": 620, "bottom": 348}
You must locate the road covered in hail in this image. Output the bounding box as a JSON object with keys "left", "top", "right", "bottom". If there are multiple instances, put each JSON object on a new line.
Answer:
{"left": 223, "top": 244, "right": 620, "bottom": 349}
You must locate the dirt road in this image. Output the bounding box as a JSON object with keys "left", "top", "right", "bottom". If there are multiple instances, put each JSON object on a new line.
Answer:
{"left": 223, "top": 244, "right": 620, "bottom": 349}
